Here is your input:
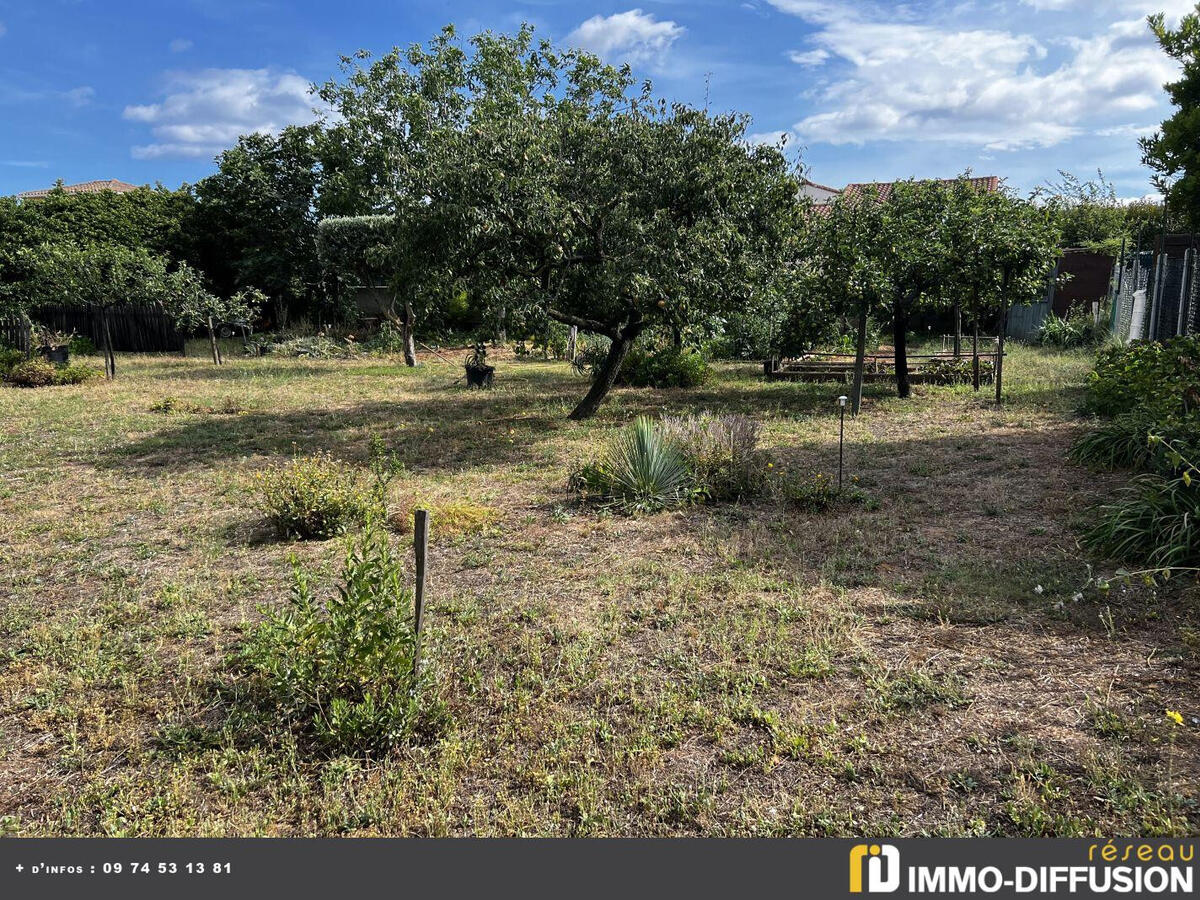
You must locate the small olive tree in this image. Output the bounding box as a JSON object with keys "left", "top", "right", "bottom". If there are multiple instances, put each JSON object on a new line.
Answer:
{"left": 801, "top": 177, "right": 1060, "bottom": 402}
{"left": 16, "top": 244, "right": 178, "bottom": 379}
{"left": 162, "top": 264, "right": 265, "bottom": 365}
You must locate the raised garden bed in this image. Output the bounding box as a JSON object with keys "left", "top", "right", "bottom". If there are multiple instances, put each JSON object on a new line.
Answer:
{"left": 765, "top": 352, "right": 998, "bottom": 385}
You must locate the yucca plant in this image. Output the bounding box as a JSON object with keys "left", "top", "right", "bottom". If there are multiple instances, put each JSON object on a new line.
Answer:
{"left": 570, "top": 416, "right": 695, "bottom": 513}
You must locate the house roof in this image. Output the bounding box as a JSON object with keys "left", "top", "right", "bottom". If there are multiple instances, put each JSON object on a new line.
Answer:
{"left": 840, "top": 175, "right": 999, "bottom": 202}
{"left": 16, "top": 179, "right": 141, "bottom": 199}
{"left": 799, "top": 177, "right": 842, "bottom": 195}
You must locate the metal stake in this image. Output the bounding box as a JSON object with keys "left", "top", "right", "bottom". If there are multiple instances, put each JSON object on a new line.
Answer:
{"left": 837, "top": 395, "right": 847, "bottom": 492}
{"left": 413, "top": 508, "right": 429, "bottom": 679}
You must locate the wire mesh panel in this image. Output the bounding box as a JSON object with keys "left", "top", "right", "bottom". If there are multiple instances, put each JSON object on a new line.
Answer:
{"left": 1112, "top": 251, "right": 1152, "bottom": 342}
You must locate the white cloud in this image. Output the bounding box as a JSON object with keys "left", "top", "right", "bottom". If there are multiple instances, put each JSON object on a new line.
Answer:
{"left": 1, "top": 83, "right": 93, "bottom": 107}
{"left": 63, "top": 86, "right": 94, "bottom": 106}
{"left": 787, "top": 48, "right": 829, "bottom": 66}
{"left": 169, "top": 38, "right": 193, "bottom": 53}
{"left": 124, "top": 68, "right": 318, "bottom": 160}
{"left": 746, "top": 129, "right": 792, "bottom": 146}
{"left": 1019, "top": 0, "right": 1196, "bottom": 14}
{"left": 566, "top": 9, "right": 684, "bottom": 67}
{"left": 767, "top": 2, "right": 1178, "bottom": 151}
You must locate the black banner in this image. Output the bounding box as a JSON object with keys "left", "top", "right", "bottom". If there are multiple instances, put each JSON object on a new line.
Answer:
{"left": 0, "top": 838, "right": 1194, "bottom": 900}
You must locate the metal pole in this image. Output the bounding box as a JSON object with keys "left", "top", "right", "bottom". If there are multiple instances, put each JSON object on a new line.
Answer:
{"left": 1148, "top": 251, "right": 1165, "bottom": 341}
{"left": 412, "top": 508, "right": 429, "bottom": 679}
{"left": 1178, "top": 247, "right": 1193, "bottom": 337}
{"left": 1110, "top": 237, "right": 1126, "bottom": 337}
{"left": 837, "top": 395, "right": 847, "bottom": 491}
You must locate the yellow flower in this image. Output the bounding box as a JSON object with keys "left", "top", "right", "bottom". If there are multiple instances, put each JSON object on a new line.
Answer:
{"left": 767, "top": 462, "right": 774, "bottom": 468}
{"left": 1166, "top": 709, "right": 1184, "bottom": 727}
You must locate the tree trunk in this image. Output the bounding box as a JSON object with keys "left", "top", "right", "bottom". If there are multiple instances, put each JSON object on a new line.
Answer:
{"left": 567, "top": 326, "right": 578, "bottom": 362}
{"left": 892, "top": 300, "right": 910, "bottom": 399}
{"left": 20, "top": 312, "right": 33, "bottom": 360}
{"left": 972, "top": 317, "right": 980, "bottom": 391}
{"left": 402, "top": 301, "right": 417, "bottom": 367}
{"left": 568, "top": 323, "right": 643, "bottom": 421}
{"left": 851, "top": 301, "right": 868, "bottom": 416}
{"left": 953, "top": 303, "right": 962, "bottom": 358}
{"left": 102, "top": 308, "right": 115, "bottom": 380}
{"left": 207, "top": 316, "right": 222, "bottom": 365}
{"left": 496, "top": 305, "right": 507, "bottom": 347}
{"left": 671, "top": 324, "right": 683, "bottom": 349}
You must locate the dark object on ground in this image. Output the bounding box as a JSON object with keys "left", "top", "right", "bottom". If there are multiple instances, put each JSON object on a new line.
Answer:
{"left": 464, "top": 343, "right": 495, "bottom": 388}
{"left": 39, "top": 345, "right": 69, "bottom": 364}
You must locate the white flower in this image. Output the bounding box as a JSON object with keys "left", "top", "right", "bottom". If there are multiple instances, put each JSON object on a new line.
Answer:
{"left": 1072, "top": 593, "right": 1083, "bottom": 603}
{"left": 1034, "top": 585, "right": 1044, "bottom": 595}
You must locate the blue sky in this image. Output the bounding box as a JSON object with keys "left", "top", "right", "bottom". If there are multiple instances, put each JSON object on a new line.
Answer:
{"left": 0, "top": 0, "right": 1192, "bottom": 198}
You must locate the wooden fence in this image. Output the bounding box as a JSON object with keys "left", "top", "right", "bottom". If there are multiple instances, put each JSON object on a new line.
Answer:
{"left": 0, "top": 318, "right": 31, "bottom": 352}
{"left": 0, "top": 304, "right": 185, "bottom": 353}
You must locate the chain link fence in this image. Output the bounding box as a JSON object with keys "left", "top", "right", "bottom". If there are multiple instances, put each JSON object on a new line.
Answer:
{"left": 1111, "top": 238, "right": 1199, "bottom": 342}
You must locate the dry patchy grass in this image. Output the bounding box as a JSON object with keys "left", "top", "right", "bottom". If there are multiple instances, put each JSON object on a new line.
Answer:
{"left": 0, "top": 342, "right": 1196, "bottom": 836}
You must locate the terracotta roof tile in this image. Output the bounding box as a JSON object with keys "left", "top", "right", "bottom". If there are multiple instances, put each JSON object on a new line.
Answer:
{"left": 841, "top": 176, "right": 999, "bottom": 202}
{"left": 16, "top": 179, "right": 141, "bottom": 199}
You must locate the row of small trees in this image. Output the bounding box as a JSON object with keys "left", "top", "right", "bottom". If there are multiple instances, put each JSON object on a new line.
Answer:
{"left": 1, "top": 244, "right": 262, "bottom": 379}
{"left": 800, "top": 179, "right": 1062, "bottom": 411}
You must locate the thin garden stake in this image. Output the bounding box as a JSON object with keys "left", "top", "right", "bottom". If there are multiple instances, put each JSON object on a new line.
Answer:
{"left": 994, "top": 266, "right": 1010, "bottom": 405}
{"left": 837, "top": 395, "right": 847, "bottom": 492}
{"left": 412, "top": 508, "right": 429, "bottom": 678}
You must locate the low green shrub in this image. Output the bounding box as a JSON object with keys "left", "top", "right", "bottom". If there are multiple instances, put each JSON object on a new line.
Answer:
{"left": 361, "top": 322, "right": 408, "bottom": 355}
{"left": 1037, "top": 312, "right": 1107, "bottom": 349}
{"left": 1083, "top": 337, "right": 1200, "bottom": 420}
{"left": 4, "top": 358, "right": 56, "bottom": 386}
{"left": 570, "top": 416, "right": 697, "bottom": 513}
{"left": 0, "top": 349, "right": 25, "bottom": 377}
{"left": 2, "top": 359, "right": 101, "bottom": 387}
{"left": 234, "top": 527, "right": 443, "bottom": 755}
{"left": 576, "top": 342, "right": 711, "bottom": 389}
{"left": 620, "top": 345, "right": 711, "bottom": 388}
{"left": 68, "top": 334, "right": 97, "bottom": 356}
{"left": 923, "top": 356, "right": 995, "bottom": 384}
{"left": 659, "top": 412, "right": 767, "bottom": 500}
{"left": 254, "top": 452, "right": 373, "bottom": 539}
{"left": 53, "top": 363, "right": 102, "bottom": 385}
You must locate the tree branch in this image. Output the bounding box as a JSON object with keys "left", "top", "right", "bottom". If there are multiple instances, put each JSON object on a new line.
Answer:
{"left": 547, "top": 307, "right": 619, "bottom": 340}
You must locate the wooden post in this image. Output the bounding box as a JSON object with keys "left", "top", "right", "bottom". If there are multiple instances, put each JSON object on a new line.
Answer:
{"left": 995, "top": 266, "right": 1010, "bottom": 404}
{"left": 952, "top": 303, "right": 962, "bottom": 358}
{"left": 412, "top": 508, "right": 429, "bottom": 678}
{"left": 102, "top": 308, "right": 116, "bottom": 380}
